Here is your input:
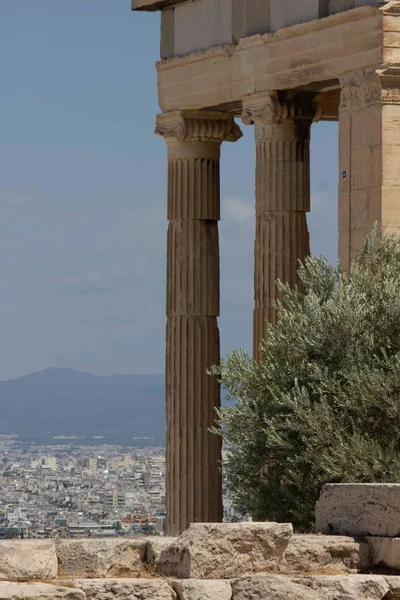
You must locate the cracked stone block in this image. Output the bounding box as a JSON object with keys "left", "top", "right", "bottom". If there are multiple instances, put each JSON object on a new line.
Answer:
{"left": 157, "top": 522, "right": 293, "bottom": 579}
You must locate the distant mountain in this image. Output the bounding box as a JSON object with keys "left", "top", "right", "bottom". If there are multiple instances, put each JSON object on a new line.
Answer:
{"left": 0, "top": 368, "right": 165, "bottom": 446}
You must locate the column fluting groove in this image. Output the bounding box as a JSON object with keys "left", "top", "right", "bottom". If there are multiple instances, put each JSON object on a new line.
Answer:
{"left": 156, "top": 110, "right": 242, "bottom": 535}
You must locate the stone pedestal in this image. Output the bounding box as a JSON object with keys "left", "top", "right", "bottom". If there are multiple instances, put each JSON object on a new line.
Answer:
{"left": 339, "top": 67, "right": 400, "bottom": 270}
{"left": 242, "top": 93, "right": 313, "bottom": 360}
{"left": 156, "top": 111, "right": 242, "bottom": 535}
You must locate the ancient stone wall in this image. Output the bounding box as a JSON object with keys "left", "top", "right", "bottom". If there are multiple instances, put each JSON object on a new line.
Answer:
{"left": 4, "top": 489, "right": 400, "bottom": 600}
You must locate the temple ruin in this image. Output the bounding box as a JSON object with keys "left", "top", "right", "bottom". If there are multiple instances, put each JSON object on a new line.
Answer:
{"left": 131, "top": 0, "right": 400, "bottom": 534}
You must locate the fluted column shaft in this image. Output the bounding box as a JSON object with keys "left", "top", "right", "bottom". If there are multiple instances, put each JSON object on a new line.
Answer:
{"left": 156, "top": 111, "right": 242, "bottom": 535}
{"left": 242, "top": 93, "right": 314, "bottom": 360}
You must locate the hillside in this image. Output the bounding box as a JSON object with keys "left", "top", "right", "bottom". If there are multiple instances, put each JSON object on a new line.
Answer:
{"left": 0, "top": 368, "right": 165, "bottom": 446}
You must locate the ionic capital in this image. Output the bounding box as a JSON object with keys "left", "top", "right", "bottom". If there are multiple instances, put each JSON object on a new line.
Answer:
{"left": 242, "top": 92, "right": 281, "bottom": 126}
{"left": 340, "top": 66, "right": 400, "bottom": 111}
{"left": 242, "top": 91, "right": 316, "bottom": 126}
{"left": 155, "top": 110, "right": 242, "bottom": 143}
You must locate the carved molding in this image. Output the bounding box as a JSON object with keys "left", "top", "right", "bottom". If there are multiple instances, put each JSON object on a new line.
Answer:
{"left": 340, "top": 66, "right": 400, "bottom": 111}
{"left": 381, "top": 1, "right": 400, "bottom": 16}
{"left": 242, "top": 93, "right": 280, "bottom": 126}
{"left": 242, "top": 92, "right": 316, "bottom": 126}
{"left": 155, "top": 110, "right": 243, "bottom": 143}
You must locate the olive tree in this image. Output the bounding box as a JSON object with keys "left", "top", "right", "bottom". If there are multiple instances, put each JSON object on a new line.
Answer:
{"left": 212, "top": 228, "right": 400, "bottom": 531}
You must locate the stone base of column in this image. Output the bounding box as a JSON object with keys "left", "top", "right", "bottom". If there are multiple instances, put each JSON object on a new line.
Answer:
{"left": 166, "top": 315, "right": 222, "bottom": 536}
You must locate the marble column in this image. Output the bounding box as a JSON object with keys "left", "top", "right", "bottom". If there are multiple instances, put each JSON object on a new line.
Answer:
{"left": 339, "top": 67, "right": 400, "bottom": 271}
{"left": 156, "top": 110, "right": 242, "bottom": 535}
{"left": 242, "top": 93, "right": 315, "bottom": 360}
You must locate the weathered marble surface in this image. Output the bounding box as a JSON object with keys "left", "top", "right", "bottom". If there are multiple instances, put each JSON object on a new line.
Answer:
{"left": 56, "top": 539, "right": 147, "bottom": 578}
{"left": 71, "top": 578, "right": 176, "bottom": 600}
{"left": 156, "top": 522, "right": 293, "bottom": 578}
{"left": 0, "top": 582, "right": 85, "bottom": 600}
{"left": 316, "top": 484, "right": 400, "bottom": 537}
{"left": 231, "top": 574, "right": 389, "bottom": 600}
{"left": 0, "top": 540, "right": 58, "bottom": 581}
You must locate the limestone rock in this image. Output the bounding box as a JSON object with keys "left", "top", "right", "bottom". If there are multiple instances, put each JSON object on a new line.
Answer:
{"left": 384, "top": 576, "right": 400, "bottom": 598}
{"left": 72, "top": 578, "right": 176, "bottom": 600}
{"left": 173, "top": 579, "right": 232, "bottom": 600}
{"left": 0, "top": 582, "right": 85, "bottom": 600}
{"left": 56, "top": 539, "right": 147, "bottom": 578}
{"left": 156, "top": 522, "right": 293, "bottom": 579}
{"left": 283, "top": 535, "right": 370, "bottom": 573}
{"left": 0, "top": 540, "right": 58, "bottom": 581}
{"left": 146, "top": 537, "right": 177, "bottom": 566}
{"left": 231, "top": 574, "right": 389, "bottom": 600}
{"left": 315, "top": 484, "right": 400, "bottom": 537}
{"left": 368, "top": 538, "right": 400, "bottom": 571}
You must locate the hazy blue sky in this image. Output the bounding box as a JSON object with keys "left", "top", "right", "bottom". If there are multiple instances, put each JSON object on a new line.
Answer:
{"left": 0, "top": 1, "right": 338, "bottom": 380}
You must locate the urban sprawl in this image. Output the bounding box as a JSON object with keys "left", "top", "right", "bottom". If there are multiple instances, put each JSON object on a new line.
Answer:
{"left": 0, "top": 436, "right": 235, "bottom": 538}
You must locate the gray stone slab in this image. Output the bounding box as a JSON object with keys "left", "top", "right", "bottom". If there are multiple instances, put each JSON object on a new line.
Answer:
{"left": 174, "top": 0, "right": 233, "bottom": 56}
{"left": 328, "top": 0, "right": 355, "bottom": 13}
{"left": 232, "top": 0, "right": 271, "bottom": 42}
{"left": 320, "top": 0, "right": 330, "bottom": 17}
{"left": 270, "top": 0, "right": 320, "bottom": 31}
{"left": 161, "top": 8, "right": 175, "bottom": 59}
{"left": 355, "top": 0, "right": 385, "bottom": 5}
{"left": 316, "top": 484, "right": 400, "bottom": 537}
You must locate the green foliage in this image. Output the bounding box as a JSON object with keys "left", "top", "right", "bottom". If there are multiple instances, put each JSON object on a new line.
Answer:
{"left": 212, "top": 227, "right": 400, "bottom": 531}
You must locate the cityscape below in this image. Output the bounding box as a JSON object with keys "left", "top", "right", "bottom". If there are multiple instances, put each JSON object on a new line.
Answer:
{"left": 0, "top": 368, "right": 234, "bottom": 539}
{"left": 0, "top": 437, "right": 234, "bottom": 539}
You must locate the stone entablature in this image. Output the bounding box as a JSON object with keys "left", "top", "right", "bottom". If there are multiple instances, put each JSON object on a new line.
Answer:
{"left": 133, "top": 0, "right": 388, "bottom": 60}
{"left": 156, "top": 4, "right": 392, "bottom": 112}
